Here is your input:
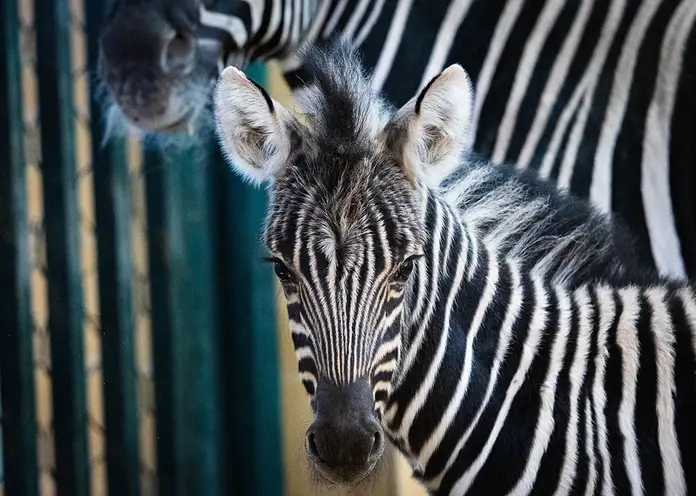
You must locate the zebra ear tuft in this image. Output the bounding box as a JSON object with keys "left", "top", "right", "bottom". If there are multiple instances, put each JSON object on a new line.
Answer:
{"left": 383, "top": 64, "right": 475, "bottom": 187}
{"left": 214, "top": 66, "right": 301, "bottom": 185}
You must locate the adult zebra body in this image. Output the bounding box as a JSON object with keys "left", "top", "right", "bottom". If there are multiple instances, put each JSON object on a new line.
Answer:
{"left": 99, "top": 0, "right": 696, "bottom": 279}
{"left": 213, "top": 42, "right": 696, "bottom": 495}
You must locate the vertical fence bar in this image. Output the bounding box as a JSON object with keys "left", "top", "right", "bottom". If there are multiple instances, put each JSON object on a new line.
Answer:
{"left": 144, "top": 142, "right": 222, "bottom": 496}
{"left": 216, "top": 64, "right": 283, "bottom": 496}
{"left": 85, "top": 1, "right": 140, "bottom": 495}
{"left": 0, "top": 0, "right": 39, "bottom": 493}
{"left": 34, "top": 0, "right": 90, "bottom": 494}
{"left": 142, "top": 152, "right": 174, "bottom": 495}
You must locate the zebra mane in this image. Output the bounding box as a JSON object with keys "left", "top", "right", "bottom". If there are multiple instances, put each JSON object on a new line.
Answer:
{"left": 439, "top": 153, "right": 648, "bottom": 287}
{"left": 294, "top": 40, "right": 390, "bottom": 157}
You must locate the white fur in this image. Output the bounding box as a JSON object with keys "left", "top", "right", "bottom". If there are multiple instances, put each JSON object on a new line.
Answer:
{"left": 214, "top": 66, "right": 299, "bottom": 185}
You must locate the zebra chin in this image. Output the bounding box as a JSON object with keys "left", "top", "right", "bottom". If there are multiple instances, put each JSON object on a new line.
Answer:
{"left": 305, "top": 377, "right": 386, "bottom": 486}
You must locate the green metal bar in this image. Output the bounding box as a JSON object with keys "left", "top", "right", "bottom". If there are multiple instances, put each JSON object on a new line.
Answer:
{"left": 85, "top": 0, "right": 140, "bottom": 494}
{"left": 0, "top": 2, "right": 38, "bottom": 493}
{"left": 217, "top": 63, "right": 283, "bottom": 496}
{"left": 144, "top": 143, "right": 222, "bottom": 496}
{"left": 142, "top": 151, "right": 176, "bottom": 495}
{"left": 34, "top": 0, "right": 89, "bottom": 494}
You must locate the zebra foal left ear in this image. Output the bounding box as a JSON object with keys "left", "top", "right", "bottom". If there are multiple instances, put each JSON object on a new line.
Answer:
{"left": 382, "top": 64, "right": 475, "bottom": 187}
{"left": 214, "top": 66, "right": 302, "bottom": 185}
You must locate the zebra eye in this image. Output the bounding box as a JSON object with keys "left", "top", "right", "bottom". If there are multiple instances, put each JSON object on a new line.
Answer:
{"left": 274, "top": 260, "right": 295, "bottom": 283}
{"left": 394, "top": 257, "right": 416, "bottom": 282}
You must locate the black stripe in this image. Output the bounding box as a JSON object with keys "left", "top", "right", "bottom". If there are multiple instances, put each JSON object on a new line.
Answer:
{"left": 634, "top": 291, "right": 664, "bottom": 494}
{"left": 669, "top": 290, "right": 696, "bottom": 495}
{"left": 669, "top": 27, "right": 696, "bottom": 275}
{"left": 415, "top": 73, "right": 441, "bottom": 116}
{"left": 530, "top": 292, "right": 578, "bottom": 496}
{"left": 381, "top": 0, "right": 451, "bottom": 106}
{"left": 603, "top": 290, "right": 630, "bottom": 495}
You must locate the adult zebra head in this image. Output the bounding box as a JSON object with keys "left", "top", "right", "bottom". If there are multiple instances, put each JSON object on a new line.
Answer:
{"left": 214, "top": 41, "right": 475, "bottom": 485}
{"left": 97, "top": 0, "right": 313, "bottom": 137}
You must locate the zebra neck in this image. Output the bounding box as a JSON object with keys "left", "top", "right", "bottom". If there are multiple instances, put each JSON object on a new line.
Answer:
{"left": 383, "top": 191, "right": 523, "bottom": 490}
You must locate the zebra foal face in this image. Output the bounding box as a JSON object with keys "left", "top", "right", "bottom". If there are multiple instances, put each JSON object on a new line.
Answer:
{"left": 214, "top": 43, "right": 475, "bottom": 485}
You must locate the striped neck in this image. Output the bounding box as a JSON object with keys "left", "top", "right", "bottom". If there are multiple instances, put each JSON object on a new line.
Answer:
{"left": 381, "top": 189, "right": 533, "bottom": 492}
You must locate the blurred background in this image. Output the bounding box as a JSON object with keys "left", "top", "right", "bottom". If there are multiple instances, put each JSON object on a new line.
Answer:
{"left": 0, "top": 0, "right": 425, "bottom": 494}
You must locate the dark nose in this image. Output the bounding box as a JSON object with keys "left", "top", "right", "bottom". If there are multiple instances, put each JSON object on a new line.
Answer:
{"left": 161, "top": 31, "right": 196, "bottom": 75}
{"left": 306, "top": 378, "right": 385, "bottom": 483}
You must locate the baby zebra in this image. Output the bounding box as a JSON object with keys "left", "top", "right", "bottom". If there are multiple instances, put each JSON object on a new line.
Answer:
{"left": 213, "top": 43, "right": 696, "bottom": 495}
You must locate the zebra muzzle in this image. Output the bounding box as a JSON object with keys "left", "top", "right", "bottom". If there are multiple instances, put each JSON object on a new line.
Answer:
{"left": 305, "top": 377, "right": 385, "bottom": 485}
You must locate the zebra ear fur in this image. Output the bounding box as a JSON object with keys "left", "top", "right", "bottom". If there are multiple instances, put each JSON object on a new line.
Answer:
{"left": 383, "top": 64, "right": 474, "bottom": 187}
{"left": 214, "top": 66, "right": 301, "bottom": 185}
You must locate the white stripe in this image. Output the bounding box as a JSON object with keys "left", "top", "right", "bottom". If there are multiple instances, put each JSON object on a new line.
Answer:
{"left": 590, "top": 0, "right": 661, "bottom": 213}
{"left": 616, "top": 287, "right": 643, "bottom": 496}
{"left": 355, "top": 0, "right": 386, "bottom": 46}
{"left": 418, "top": 0, "right": 474, "bottom": 89}
{"left": 200, "top": 6, "right": 248, "bottom": 47}
{"left": 372, "top": 331, "right": 400, "bottom": 367}
{"left": 676, "top": 287, "right": 696, "bottom": 373}
{"left": 417, "top": 245, "right": 499, "bottom": 467}
{"left": 646, "top": 287, "right": 687, "bottom": 496}
{"left": 517, "top": 0, "right": 595, "bottom": 169}
{"left": 641, "top": 0, "right": 696, "bottom": 279}
{"left": 584, "top": 396, "right": 597, "bottom": 496}
{"left": 511, "top": 286, "right": 571, "bottom": 495}
{"left": 593, "top": 286, "right": 616, "bottom": 496}
{"left": 323, "top": 0, "right": 349, "bottom": 37}
{"left": 343, "top": 0, "right": 373, "bottom": 40}
{"left": 554, "top": 286, "right": 594, "bottom": 496}
{"left": 450, "top": 276, "right": 549, "bottom": 495}
{"left": 371, "top": 0, "right": 413, "bottom": 91}
{"left": 557, "top": 0, "right": 626, "bottom": 190}
{"left": 374, "top": 359, "right": 398, "bottom": 376}
{"left": 294, "top": 346, "right": 314, "bottom": 361}
{"left": 468, "top": 0, "right": 525, "bottom": 151}
{"left": 491, "top": 0, "right": 565, "bottom": 164}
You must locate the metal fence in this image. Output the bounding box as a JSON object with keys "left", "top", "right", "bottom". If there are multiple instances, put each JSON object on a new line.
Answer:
{"left": 0, "top": 0, "right": 283, "bottom": 494}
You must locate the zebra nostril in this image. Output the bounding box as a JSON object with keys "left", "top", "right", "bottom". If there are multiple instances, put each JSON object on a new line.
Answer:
{"left": 306, "top": 431, "right": 322, "bottom": 461}
{"left": 370, "top": 429, "right": 384, "bottom": 461}
{"left": 162, "top": 31, "right": 196, "bottom": 75}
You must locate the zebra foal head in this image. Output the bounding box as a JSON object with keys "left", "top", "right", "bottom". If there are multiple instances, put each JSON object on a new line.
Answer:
{"left": 214, "top": 42, "right": 474, "bottom": 485}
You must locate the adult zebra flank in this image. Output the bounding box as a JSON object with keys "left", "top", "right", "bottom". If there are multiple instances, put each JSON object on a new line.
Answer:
{"left": 213, "top": 42, "right": 696, "bottom": 495}
{"left": 98, "top": 0, "right": 696, "bottom": 280}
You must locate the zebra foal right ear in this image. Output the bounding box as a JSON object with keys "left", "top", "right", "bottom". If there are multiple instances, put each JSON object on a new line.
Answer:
{"left": 213, "top": 66, "right": 302, "bottom": 185}
{"left": 382, "top": 64, "right": 475, "bottom": 187}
